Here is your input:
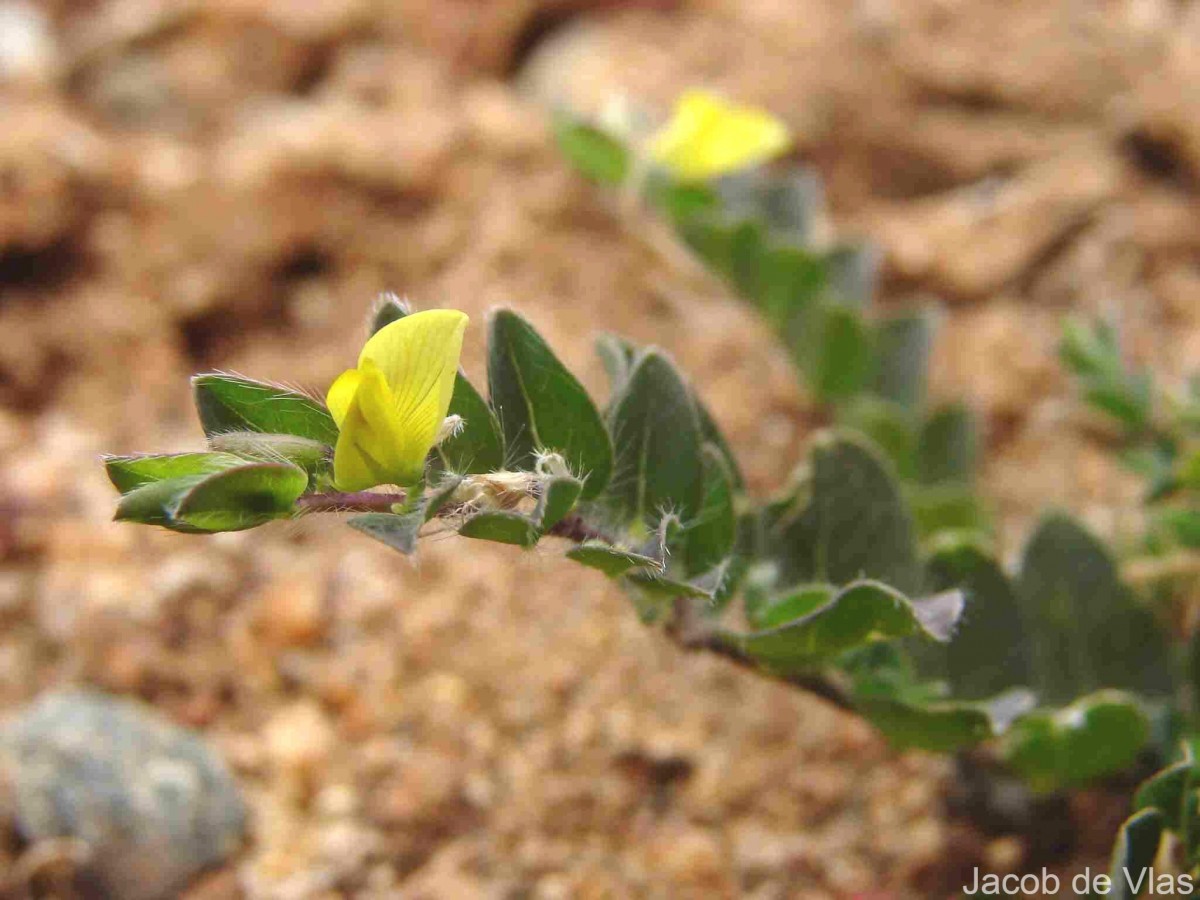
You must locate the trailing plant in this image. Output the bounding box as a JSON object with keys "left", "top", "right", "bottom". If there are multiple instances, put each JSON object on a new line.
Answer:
{"left": 1061, "top": 316, "right": 1200, "bottom": 574}
{"left": 554, "top": 91, "right": 987, "bottom": 545}
{"left": 106, "top": 296, "right": 1179, "bottom": 795}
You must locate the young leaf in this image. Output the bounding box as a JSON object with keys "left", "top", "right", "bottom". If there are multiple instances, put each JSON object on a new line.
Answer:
{"left": 488, "top": 310, "right": 613, "bottom": 499}
{"left": 535, "top": 475, "right": 584, "bottom": 532}
{"left": 458, "top": 510, "right": 540, "bottom": 547}
{"left": 172, "top": 462, "right": 308, "bottom": 532}
{"left": 104, "top": 452, "right": 245, "bottom": 493}
{"left": 595, "top": 333, "right": 638, "bottom": 396}
{"left": 1016, "top": 513, "right": 1172, "bottom": 704}
{"left": 208, "top": 432, "right": 331, "bottom": 478}
{"left": 607, "top": 350, "right": 704, "bottom": 527}
{"left": 370, "top": 293, "right": 411, "bottom": 335}
{"left": 553, "top": 116, "right": 630, "bottom": 185}
{"left": 192, "top": 374, "right": 339, "bottom": 445}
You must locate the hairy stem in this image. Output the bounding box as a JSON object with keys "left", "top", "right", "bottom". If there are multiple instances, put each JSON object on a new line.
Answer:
{"left": 667, "top": 596, "right": 857, "bottom": 712}
{"left": 295, "top": 491, "right": 408, "bottom": 513}
{"left": 295, "top": 492, "right": 855, "bottom": 713}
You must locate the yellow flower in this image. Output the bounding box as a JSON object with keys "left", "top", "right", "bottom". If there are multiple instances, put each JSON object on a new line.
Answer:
{"left": 326, "top": 309, "right": 468, "bottom": 491}
{"left": 648, "top": 90, "right": 790, "bottom": 182}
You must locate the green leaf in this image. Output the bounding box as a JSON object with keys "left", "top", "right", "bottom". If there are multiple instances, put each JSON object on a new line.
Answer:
{"left": 624, "top": 567, "right": 723, "bottom": 600}
{"left": 370, "top": 292, "right": 410, "bottom": 335}
{"left": 859, "top": 691, "right": 1032, "bottom": 754}
{"left": 916, "top": 403, "right": 978, "bottom": 485}
{"left": 919, "top": 536, "right": 1033, "bottom": 700}
{"left": 488, "top": 309, "right": 613, "bottom": 499}
{"left": 424, "top": 475, "right": 465, "bottom": 522}
{"left": 458, "top": 510, "right": 540, "bottom": 547}
{"left": 207, "top": 432, "right": 331, "bottom": 478}
{"left": 748, "top": 584, "right": 833, "bottom": 631}
{"left": 797, "top": 303, "right": 875, "bottom": 402}
{"left": 595, "top": 333, "right": 638, "bottom": 397}
{"left": 1134, "top": 756, "right": 1193, "bottom": 832}
{"left": 440, "top": 372, "right": 505, "bottom": 474}
{"left": 348, "top": 508, "right": 424, "bottom": 555}
{"left": 566, "top": 542, "right": 662, "bottom": 577}
{"left": 607, "top": 350, "right": 704, "bottom": 526}
{"left": 837, "top": 398, "right": 916, "bottom": 480}
{"left": 907, "top": 484, "right": 990, "bottom": 539}
{"left": 1104, "top": 809, "right": 1165, "bottom": 900}
{"left": 756, "top": 242, "right": 826, "bottom": 333}
{"left": 114, "top": 476, "right": 210, "bottom": 532}
{"left": 104, "top": 452, "right": 245, "bottom": 493}
{"left": 1016, "top": 513, "right": 1172, "bottom": 704}
{"left": 1003, "top": 691, "right": 1151, "bottom": 792}
{"left": 192, "top": 373, "right": 339, "bottom": 445}
{"left": 683, "top": 446, "right": 736, "bottom": 576}
{"left": 535, "top": 475, "right": 583, "bottom": 532}
{"left": 172, "top": 462, "right": 308, "bottom": 532}
{"left": 719, "top": 581, "right": 962, "bottom": 675}
{"left": 765, "top": 433, "right": 922, "bottom": 593}
{"left": 553, "top": 116, "right": 630, "bottom": 185}
{"left": 872, "top": 307, "right": 937, "bottom": 410}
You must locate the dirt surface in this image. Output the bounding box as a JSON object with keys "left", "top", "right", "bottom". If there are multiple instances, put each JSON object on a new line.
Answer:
{"left": 2, "top": 1, "right": 1200, "bottom": 897}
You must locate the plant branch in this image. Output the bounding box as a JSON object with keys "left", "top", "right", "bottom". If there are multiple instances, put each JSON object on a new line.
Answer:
{"left": 666, "top": 597, "right": 857, "bottom": 713}
{"left": 295, "top": 491, "right": 408, "bottom": 513}
{"left": 295, "top": 494, "right": 856, "bottom": 713}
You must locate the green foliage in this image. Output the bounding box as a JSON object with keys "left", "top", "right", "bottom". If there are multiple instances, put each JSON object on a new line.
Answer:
{"left": 488, "top": 309, "right": 613, "bottom": 499}
{"left": 607, "top": 349, "right": 704, "bottom": 526}
{"left": 1016, "top": 513, "right": 1172, "bottom": 704}
{"left": 760, "top": 434, "right": 922, "bottom": 593}
{"left": 1003, "top": 691, "right": 1151, "bottom": 792}
{"left": 716, "top": 581, "right": 962, "bottom": 674}
{"left": 114, "top": 461, "right": 308, "bottom": 533}
{"left": 192, "top": 373, "right": 339, "bottom": 445}
{"left": 552, "top": 116, "right": 630, "bottom": 186}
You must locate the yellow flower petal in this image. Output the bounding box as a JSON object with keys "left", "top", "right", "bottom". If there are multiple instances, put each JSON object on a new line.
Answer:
{"left": 331, "top": 309, "right": 469, "bottom": 490}
{"left": 648, "top": 90, "right": 790, "bottom": 182}
{"left": 326, "top": 368, "right": 362, "bottom": 429}
{"left": 332, "top": 361, "right": 410, "bottom": 490}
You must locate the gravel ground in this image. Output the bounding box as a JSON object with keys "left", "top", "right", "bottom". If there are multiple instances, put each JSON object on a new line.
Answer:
{"left": 2, "top": 1, "right": 1199, "bottom": 897}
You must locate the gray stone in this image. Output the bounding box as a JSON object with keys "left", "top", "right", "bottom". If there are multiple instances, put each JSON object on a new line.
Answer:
{"left": 0, "top": 690, "right": 247, "bottom": 900}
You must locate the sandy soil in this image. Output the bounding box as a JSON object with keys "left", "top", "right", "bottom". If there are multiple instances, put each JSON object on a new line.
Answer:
{"left": 2, "top": 1, "right": 1200, "bottom": 897}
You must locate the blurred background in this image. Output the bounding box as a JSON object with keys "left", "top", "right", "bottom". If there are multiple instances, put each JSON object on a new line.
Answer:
{"left": 1, "top": 1, "right": 1198, "bottom": 897}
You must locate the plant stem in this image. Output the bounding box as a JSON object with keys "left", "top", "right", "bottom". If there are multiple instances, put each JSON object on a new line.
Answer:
{"left": 295, "top": 491, "right": 408, "bottom": 513}
{"left": 667, "top": 597, "right": 857, "bottom": 712}
{"left": 295, "top": 492, "right": 856, "bottom": 713}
